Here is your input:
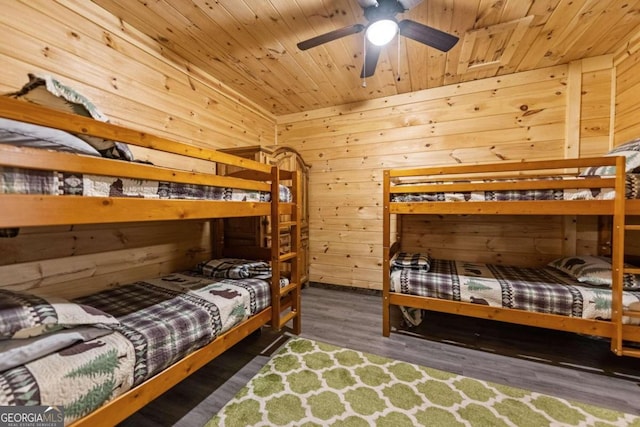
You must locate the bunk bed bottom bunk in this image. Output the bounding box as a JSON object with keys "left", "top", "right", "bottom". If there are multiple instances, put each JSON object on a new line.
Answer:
{"left": 0, "top": 264, "right": 291, "bottom": 427}
{"left": 385, "top": 257, "right": 640, "bottom": 349}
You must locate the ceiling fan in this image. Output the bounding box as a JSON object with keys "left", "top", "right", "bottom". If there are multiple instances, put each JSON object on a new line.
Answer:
{"left": 297, "top": 0, "right": 459, "bottom": 78}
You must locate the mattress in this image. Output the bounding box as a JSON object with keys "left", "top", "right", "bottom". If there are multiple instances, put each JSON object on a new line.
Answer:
{"left": 390, "top": 174, "right": 640, "bottom": 202}
{"left": 0, "top": 167, "right": 292, "bottom": 202}
{"left": 390, "top": 259, "right": 640, "bottom": 326}
{"left": 0, "top": 271, "right": 272, "bottom": 425}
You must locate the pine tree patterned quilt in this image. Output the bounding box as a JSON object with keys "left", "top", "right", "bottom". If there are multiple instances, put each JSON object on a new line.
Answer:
{"left": 391, "top": 259, "right": 640, "bottom": 327}
{"left": 0, "top": 273, "right": 270, "bottom": 425}
{"left": 0, "top": 166, "right": 278, "bottom": 201}
{"left": 390, "top": 173, "right": 640, "bottom": 202}
{"left": 0, "top": 167, "right": 292, "bottom": 201}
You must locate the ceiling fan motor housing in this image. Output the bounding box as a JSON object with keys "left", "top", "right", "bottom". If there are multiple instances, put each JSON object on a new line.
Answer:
{"left": 364, "top": 0, "right": 406, "bottom": 23}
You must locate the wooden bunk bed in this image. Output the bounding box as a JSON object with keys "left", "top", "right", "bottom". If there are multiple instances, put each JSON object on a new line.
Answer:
{"left": 0, "top": 96, "right": 302, "bottom": 426}
{"left": 382, "top": 154, "right": 640, "bottom": 358}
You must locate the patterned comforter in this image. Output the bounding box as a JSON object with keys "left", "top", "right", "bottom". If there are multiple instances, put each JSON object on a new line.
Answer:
{"left": 0, "top": 272, "right": 271, "bottom": 424}
{"left": 391, "top": 259, "right": 640, "bottom": 326}
{"left": 390, "top": 174, "right": 640, "bottom": 202}
{"left": 0, "top": 167, "right": 292, "bottom": 202}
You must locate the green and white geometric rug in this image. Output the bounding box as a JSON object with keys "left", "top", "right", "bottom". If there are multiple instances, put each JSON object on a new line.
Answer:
{"left": 206, "top": 338, "right": 640, "bottom": 427}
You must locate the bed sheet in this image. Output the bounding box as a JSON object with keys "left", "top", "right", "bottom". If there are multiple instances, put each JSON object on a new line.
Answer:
{"left": 0, "top": 167, "right": 292, "bottom": 202}
{"left": 0, "top": 272, "right": 272, "bottom": 424}
{"left": 390, "top": 259, "right": 640, "bottom": 327}
{"left": 390, "top": 174, "right": 640, "bottom": 202}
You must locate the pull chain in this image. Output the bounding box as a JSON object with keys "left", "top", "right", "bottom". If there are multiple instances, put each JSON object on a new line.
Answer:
{"left": 397, "top": 33, "right": 401, "bottom": 82}
{"left": 362, "top": 34, "right": 367, "bottom": 88}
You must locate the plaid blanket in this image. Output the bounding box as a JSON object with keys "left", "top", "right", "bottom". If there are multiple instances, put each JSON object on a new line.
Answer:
{"left": 198, "top": 258, "right": 272, "bottom": 279}
{"left": 0, "top": 273, "right": 271, "bottom": 425}
{"left": 76, "top": 273, "right": 270, "bottom": 385}
{"left": 0, "top": 167, "right": 292, "bottom": 202}
{"left": 391, "top": 259, "right": 640, "bottom": 326}
{"left": 391, "top": 174, "right": 640, "bottom": 202}
{"left": 391, "top": 252, "right": 432, "bottom": 270}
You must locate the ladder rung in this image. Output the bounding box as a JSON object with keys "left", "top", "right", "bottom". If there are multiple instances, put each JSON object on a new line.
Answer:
{"left": 278, "top": 203, "right": 295, "bottom": 214}
{"left": 621, "top": 347, "right": 640, "bottom": 358}
{"left": 624, "top": 267, "right": 640, "bottom": 274}
{"left": 279, "top": 221, "right": 297, "bottom": 229}
{"left": 623, "top": 310, "right": 640, "bottom": 318}
{"left": 279, "top": 251, "right": 297, "bottom": 262}
{"left": 280, "top": 282, "right": 299, "bottom": 297}
{"left": 625, "top": 225, "right": 640, "bottom": 231}
{"left": 278, "top": 310, "right": 298, "bottom": 328}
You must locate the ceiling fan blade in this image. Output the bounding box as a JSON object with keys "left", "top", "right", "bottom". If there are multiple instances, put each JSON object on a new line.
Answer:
{"left": 297, "top": 24, "right": 365, "bottom": 50}
{"left": 398, "top": 0, "right": 424, "bottom": 10}
{"left": 360, "top": 43, "right": 382, "bottom": 78}
{"left": 398, "top": 19, "right": 458, "bottom": 52}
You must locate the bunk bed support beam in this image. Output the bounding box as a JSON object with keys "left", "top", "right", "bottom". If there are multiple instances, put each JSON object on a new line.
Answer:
{"left": 390, "top": 293, "right": 616, "bottom": 338}
{"left": 610, "top": 155, "right": 627, "bottom": 355}
{"left": 2, "top": 195, "right": 271, "bottom": 227}
{"left": 383, "top": 170, "right": 392, "bottom": 337}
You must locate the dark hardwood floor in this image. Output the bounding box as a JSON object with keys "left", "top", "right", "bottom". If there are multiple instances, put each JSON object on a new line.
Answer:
{"left": 119, "top": 285, "right": 640, "bottom": 426}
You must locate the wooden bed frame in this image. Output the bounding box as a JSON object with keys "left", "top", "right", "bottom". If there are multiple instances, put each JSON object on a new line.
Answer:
{"left": 0, "top": 97, "right": 302, "bottom": 426}
{"left": 382, "top": 157, "right": 640, "bottom": 358}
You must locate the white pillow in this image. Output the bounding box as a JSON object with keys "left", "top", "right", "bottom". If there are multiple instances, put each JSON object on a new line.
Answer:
{"left": 547, "top": 255, "right": 640, "bottom": 290}
{"left": 581, "top": 138, "right": 640, "bottom": 176}
{"left": 0, "top": 117, "right": 101, "bottom": 156}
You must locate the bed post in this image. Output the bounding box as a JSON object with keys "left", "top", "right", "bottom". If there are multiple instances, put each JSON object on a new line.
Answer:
{"left": 270, "top": 165, "right": 283, "bottom": 330}
{"left": 383, "top": 170, "right": 391, "bottom": 336}
{"left": 611, "top": 155, "right": 627, "bottom": 355}
{"left": 290, "top": 169, "right": 303, "bottom": 334}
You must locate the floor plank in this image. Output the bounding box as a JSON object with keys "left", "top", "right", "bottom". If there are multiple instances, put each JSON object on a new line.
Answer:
{"left": 119, "top": 285, "right": 640, "bottom": 426}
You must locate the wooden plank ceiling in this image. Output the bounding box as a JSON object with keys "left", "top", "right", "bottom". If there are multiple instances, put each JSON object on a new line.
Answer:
{"left": 92, "top": 0, "right": 640, "bottom": 116}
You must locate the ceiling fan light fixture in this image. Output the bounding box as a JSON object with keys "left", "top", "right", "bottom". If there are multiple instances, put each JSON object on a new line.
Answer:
{"left": 366, "top": 19, "right": 398, "bottom": 46}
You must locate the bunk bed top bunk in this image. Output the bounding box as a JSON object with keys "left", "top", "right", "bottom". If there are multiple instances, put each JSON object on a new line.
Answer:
{"left": 0, "top": 96, "right": 302, "bottom": 426}
{"left": 382, "top": 149, "right": 640, "bottom": 359}
{"left": 0, "top": 96, "right": 297, "bottom": 227}
{"left": 385, "top": 154, "right": 640, "bottom": 216}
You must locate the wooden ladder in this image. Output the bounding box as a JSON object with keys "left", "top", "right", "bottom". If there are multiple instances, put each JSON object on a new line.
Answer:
{"left": 270, "top": 166, "right": 302, "bottom": 334}
{"left": 614, "top": 225, "right": 640, "bottom": 357}
{"left": 610, "top": 156, "right": 640, "bottom": 357}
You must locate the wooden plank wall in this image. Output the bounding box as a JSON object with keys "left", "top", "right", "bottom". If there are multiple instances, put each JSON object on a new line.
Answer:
{"left": 278, "top": 59, "right": 615, "bottom": 290}
{"left": 614, "top": 31, "right": 640, "bottom": 144}
{"left": 575, "top": 58, "right": 615, "bottom": 257}
{"left": 0, "top": 1, "right": 275, "bottom": 299}
{"left": 0, "top": 1, "right": 275, "bottom": 151}
{"left": 0, "top": 222, "right": 210, "bottom": 299}
{"left": 614, "top": 33, "right": 640, "bottom": 259}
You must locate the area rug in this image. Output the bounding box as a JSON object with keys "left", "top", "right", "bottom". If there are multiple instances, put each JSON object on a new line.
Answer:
{"left": 206, "top": 337, "right": 640, "bottom": 427}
